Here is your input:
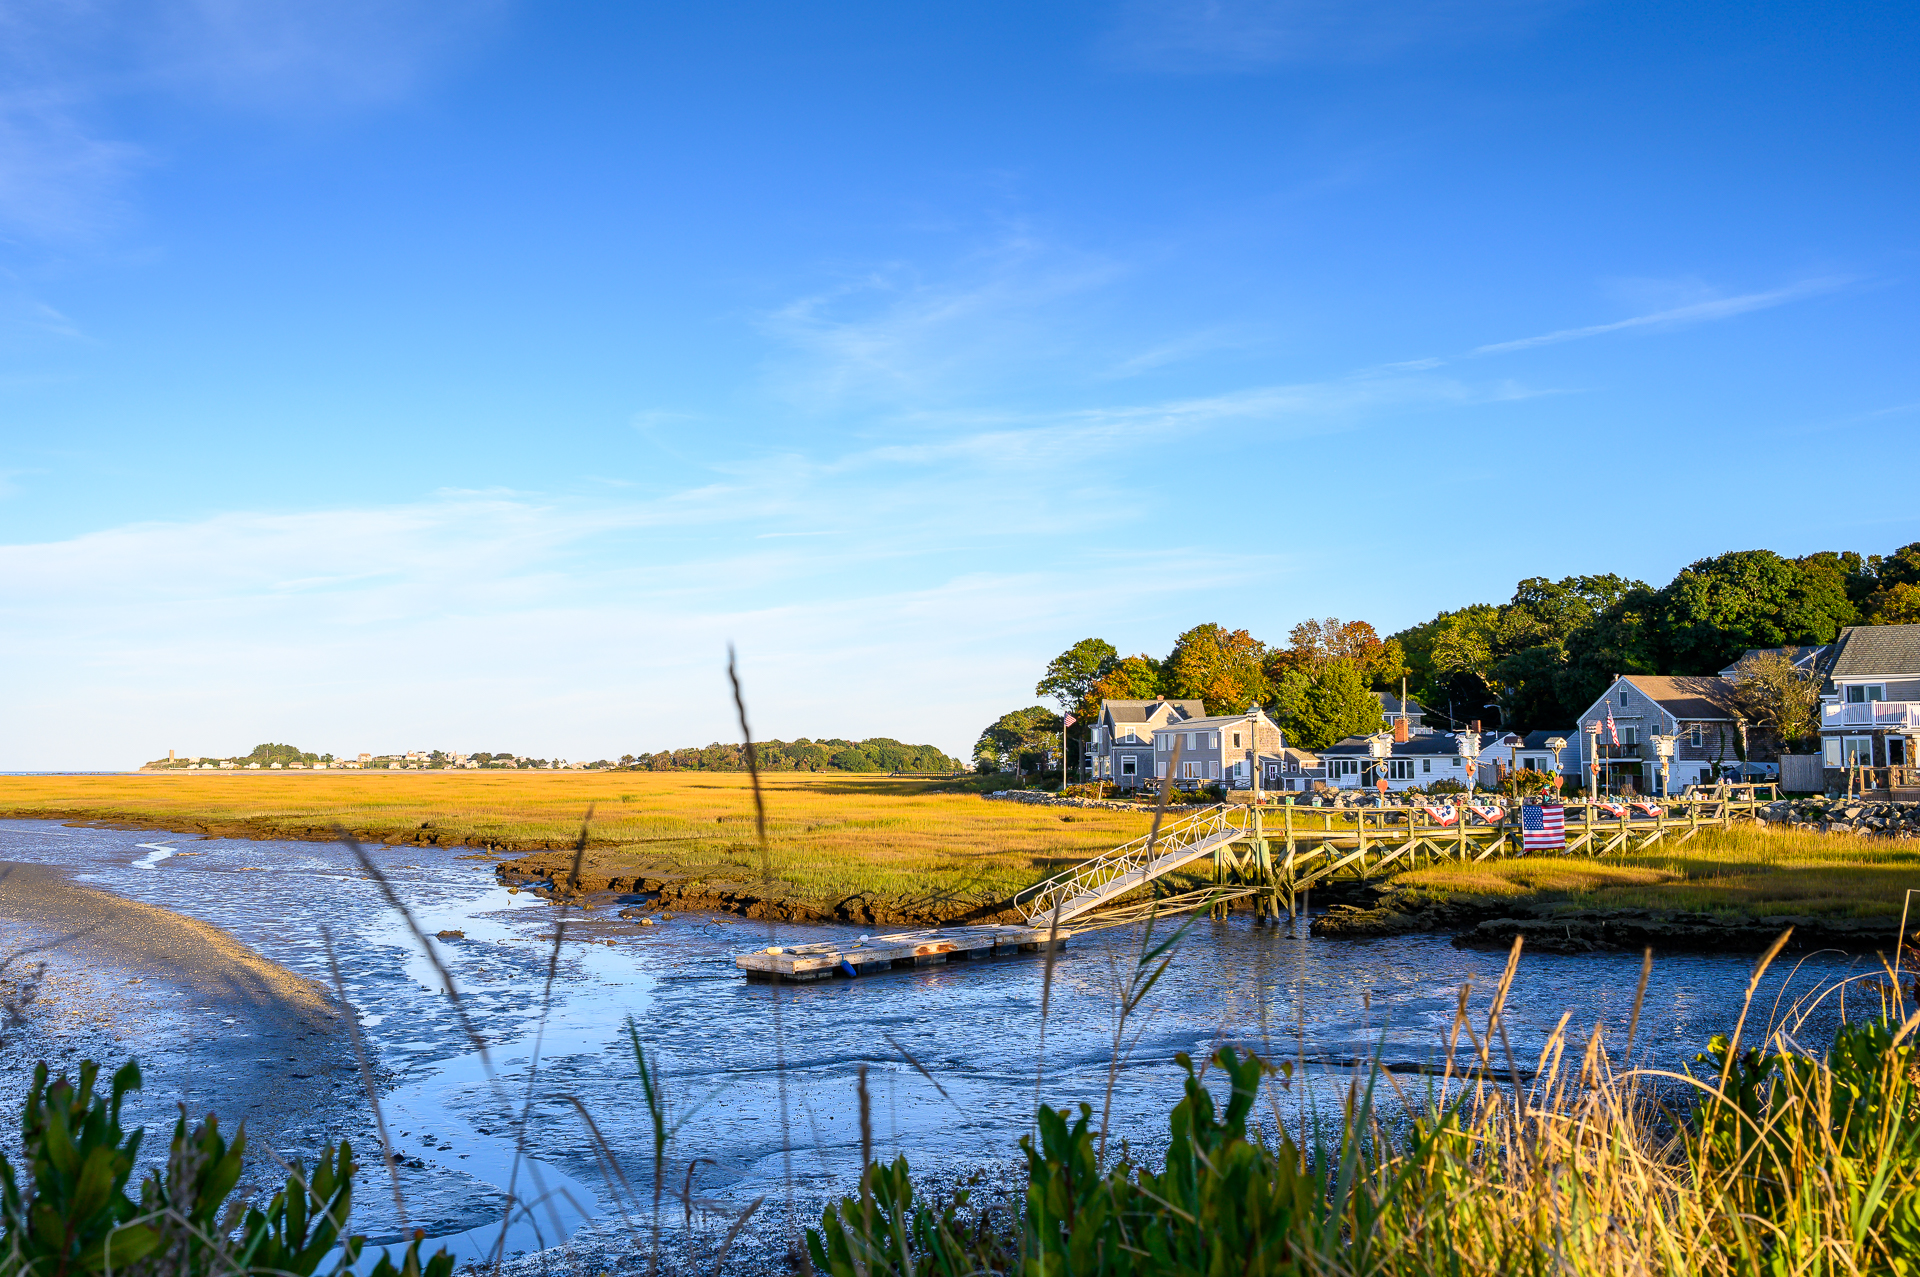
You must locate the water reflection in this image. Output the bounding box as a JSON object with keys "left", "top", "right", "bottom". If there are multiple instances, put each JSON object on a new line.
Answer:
{"left": 0, "top": 820, "right": 1875, "bottom": 1262}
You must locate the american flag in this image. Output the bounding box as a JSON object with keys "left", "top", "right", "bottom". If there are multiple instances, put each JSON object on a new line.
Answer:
{"left": 1605, "top": 709, "right": 1619, "bottom": 746}
{"left": 1522, "top": 803, "right": 1566, "bottom": 851}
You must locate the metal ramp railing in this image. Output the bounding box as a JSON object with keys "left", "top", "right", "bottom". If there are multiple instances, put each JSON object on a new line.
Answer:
{"left": 1014, "top": 805, "right": 1247, "bottom": 925}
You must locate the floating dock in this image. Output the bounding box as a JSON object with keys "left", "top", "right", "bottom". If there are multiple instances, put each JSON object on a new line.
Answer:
{"left": 734, "top": 923, "right": 1067, "bottom": 982}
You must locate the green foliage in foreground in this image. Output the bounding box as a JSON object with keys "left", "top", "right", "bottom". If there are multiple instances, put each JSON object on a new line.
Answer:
{"left": 0, "top": 1060, "right": 449, "bottom": 1277}
{"left": 809, "top": 1013, "right": 1920, "bottom": 1277}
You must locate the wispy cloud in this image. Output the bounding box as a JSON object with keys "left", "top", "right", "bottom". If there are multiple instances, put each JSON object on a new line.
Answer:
{"left": 760, "top": 234, "right": 1124, "bottom": 409}
{"left": 0, "top": 0, "right": 505, "bottom": 245}
{"left": 1472, "top": 277, "right": 1851, "bottom": 356}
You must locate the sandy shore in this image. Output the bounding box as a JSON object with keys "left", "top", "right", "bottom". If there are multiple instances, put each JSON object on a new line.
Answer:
{"left": 0, "top": 861, "right": 367, "bottom": 1192}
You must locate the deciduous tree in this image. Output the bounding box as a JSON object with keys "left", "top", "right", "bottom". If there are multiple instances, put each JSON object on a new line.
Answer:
{"left": 1730, "top": 650, "right": 1822, "bottom": 754}
{"left": 1036, "top": 638, "right": 1118, "bottom": 721}
{"left": 1270, "top": 660, "right": 1383, "bottom": 751}
{"left": 1164, "top": 624, "right": 1269, "bottom": 713}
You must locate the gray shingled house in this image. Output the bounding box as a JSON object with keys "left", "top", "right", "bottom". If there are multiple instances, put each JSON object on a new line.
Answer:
{"left": 1571, "top": 674, "right": 1742, "bottom": 795}
{"left": 1817, "top": 623, "right": 1920, "bottom": 776}
{"left": 1092, "top": 697, "right": 1204, "bottom": 789}
{"left": 1149, "top": 707, "right": 1286, "bottom": 788}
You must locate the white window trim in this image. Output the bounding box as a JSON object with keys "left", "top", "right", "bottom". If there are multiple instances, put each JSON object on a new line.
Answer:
{"left": 1844, "top": 684, "right": 1888, "bottom": 703}
{"left": 1120, "top": 755, "right": 1137, "bottom": 776}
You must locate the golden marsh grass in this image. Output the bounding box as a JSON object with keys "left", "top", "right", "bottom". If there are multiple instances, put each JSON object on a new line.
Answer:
{"left": 0, "top": 771, "right": 1157, "bottom": 901}
{"left": 1394, "top": 823, "right": 1920, "bottom": 920}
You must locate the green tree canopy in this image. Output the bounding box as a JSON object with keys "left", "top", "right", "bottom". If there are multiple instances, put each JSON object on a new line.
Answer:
{"left": 1035, "top": 638, "right": 1117, "bottom": 721}
{"left": 1270, "top": 660, "right": 1383, "bottom": 751}
{"left": 973, "top": 706, "right": 1064, "bottom": 775}
{"left": 1651, "top": 549, "right": 1857, "bottom": 673}
{"left": 1089, "top": 654, "right": 1161, "bottom": 703}
{"left": 1164, "top": 624, "right": 1269, "bottom": 713}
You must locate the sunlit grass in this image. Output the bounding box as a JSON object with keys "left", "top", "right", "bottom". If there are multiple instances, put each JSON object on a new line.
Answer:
{"left": 0, "top": 771, "right": 1159, "bottom": 901}
{"left": 1394, "top": 824, "right": 1920, "bottom": 919}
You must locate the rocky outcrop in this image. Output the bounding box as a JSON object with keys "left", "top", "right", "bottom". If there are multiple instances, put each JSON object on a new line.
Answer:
{"left": 1755, "top": 797, "right": 1920, "bottom": 837}
{"left": 982, "top": 789, "right": 1158, "bottom": 812}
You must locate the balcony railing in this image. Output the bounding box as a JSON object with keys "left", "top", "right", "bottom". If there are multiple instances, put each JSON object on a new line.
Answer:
{"left": 1822, "top": 701, "right": 1920, "bottom": 730}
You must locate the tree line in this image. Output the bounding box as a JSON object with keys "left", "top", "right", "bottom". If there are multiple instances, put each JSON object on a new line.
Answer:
{"left": 617, "top": 738, "right": 962, "bottom": 774}
{"left": 976, "top": 540, "right": 1920, "bottom": 773}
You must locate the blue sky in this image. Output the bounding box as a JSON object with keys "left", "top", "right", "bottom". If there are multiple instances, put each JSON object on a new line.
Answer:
{"left": 2, "top": 0, "right": 1916, "bottom": 768}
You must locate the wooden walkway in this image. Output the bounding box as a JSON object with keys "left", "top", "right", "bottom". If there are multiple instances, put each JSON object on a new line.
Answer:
{"left": 734, "top": 785, "right": 1778, "bottom": 981}
{"left": 1206, "top": 783, "right": 1779, "bottom": 921}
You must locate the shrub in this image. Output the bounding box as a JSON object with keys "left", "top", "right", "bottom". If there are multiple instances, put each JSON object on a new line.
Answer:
{"left": 0, "top": 1059, "right": 451, "bottom": 1277}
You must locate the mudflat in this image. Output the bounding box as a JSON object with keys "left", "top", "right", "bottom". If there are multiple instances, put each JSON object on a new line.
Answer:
{"left": 0, "top": 861, "right": 364, "bottom": 1184}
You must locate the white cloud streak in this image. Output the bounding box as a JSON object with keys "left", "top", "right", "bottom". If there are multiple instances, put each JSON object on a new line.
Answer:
{"left": 1472, "top": 278, "right": 1851, "bottom": 355}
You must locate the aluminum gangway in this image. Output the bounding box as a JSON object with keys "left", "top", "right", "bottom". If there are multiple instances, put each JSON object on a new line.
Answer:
{"left": 1013, "top": 804, "right": 1247, "bottom": 925}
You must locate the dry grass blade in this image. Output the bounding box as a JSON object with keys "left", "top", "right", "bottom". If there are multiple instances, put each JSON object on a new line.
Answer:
{"left": 1718, "top": 927, "right": 1793, "bottom": 1097}
{"left": 322, "top": 924, "right": 406, "bottom": 1230}
{"left": 334, "top": 825, "right": 493, "bottom": 1071}
{"left": 498, "top": 805, "right": 596, "bottom": 1272}
{"left": 1625, "top": 945, "right": 1654, "bottom": 1060}
{"left": 727, "top": 645, "right": 800, "bottom": 1268}
{"left": 712, "top": 1196, "right": 765, "bottom": 1277}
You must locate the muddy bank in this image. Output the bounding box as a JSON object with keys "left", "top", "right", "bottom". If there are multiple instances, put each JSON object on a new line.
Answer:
{"left": 1310, "top": 883, "right": 1918, "bottom": 954}
{"left": 0, "top": 861, "right": 364, "bottom": 1185}
{"left": 490, "top": 849, "right": 1029, "bottom": 926}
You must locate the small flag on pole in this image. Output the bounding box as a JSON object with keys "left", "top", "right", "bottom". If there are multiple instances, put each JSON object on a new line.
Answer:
{"left": 1521, "top": 803, "right": 1565, "bottom": 851}
{"left": 1605, "top": 709, "right": 1620, "bottom": 747}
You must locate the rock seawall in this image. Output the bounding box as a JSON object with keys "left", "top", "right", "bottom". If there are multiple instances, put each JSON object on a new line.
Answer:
{"left": 1755, "top": 797, "right": 1920, "bottom": 837}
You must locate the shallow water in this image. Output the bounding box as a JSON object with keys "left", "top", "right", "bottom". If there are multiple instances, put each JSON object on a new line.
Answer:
{"left": 0, "top": 820, "right": 1883, "bottom": 1266}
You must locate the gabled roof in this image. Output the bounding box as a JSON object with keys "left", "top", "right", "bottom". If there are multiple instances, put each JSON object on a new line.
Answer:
{"left": 1718, "top": 646, "right": 1828, "bottom": 679}
{"left": 1318, "top": 733, "right": 1469, "bottom": 757}
{"left": 1374, "top": 690, "right": 1428, "bottom": 716}
{"left": 1619, "top": 675, "right": 1737, "bottom": 721}
{"left": 1150, "top": 710, "right": 1277, "bottom": 732}
{"left": 1100, "top": 698, "right": 1204, "bottom": 724}
{"left": 1824, "top": 624, "right": 1920, "bottom": 682}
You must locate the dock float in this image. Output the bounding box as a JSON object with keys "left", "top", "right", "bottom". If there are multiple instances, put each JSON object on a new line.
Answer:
{"left": 734, "top": 924, "right": 1067, "bottom": 983}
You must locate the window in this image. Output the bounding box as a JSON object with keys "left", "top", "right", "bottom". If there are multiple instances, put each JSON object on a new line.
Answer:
{"left": 1687, "top": 726, "right": 1702, "bottom": 747}
{"left": 1451, "top": 757, "right": 1461, "bottom": 768}
{"left": 1620, "top": 727, "right": 1638, "bottom": 746}
{"left": 1119, "top": 756, "right": 1137, "bottom": 777}
{"left": 1422, "top": 758, "right": 1432, "bottom": 773}
{"left": 1185, "top": 732, "right": 1197, "bottom": 750}
{"left": 1232, "top": 731, "right": 1242, "bottom": 748}
{"left": 1209, "top": 761, "right": 1221, "bottom": 779}
{"left": 1842, "top": 738, "right": 1874, "bottom": 767}
{"left": 1333, "top": 759, "right": 1358, "bottom": 776}
{"left": 1387, "top": 759, "right": 1413, "bottom": 780}
{"left": 1212, "top": 733, "right": 1221, "bottom": 749}
{"left": 1181, "top": 761, "right": 1199, "bottom": 779}
{"left": 1822, "top": 738, "right": 1842, "bottom": 767}
{"left": 1620, "top": 691, "right": 1629, "bottom": 707}
{"left": 1844, "top": 685, "right": 1886, "bottom": 703}
{"left": 1234, "top": 760, "right": 1247, "bottom": 778}
{"left": 1156, "top": 761, "right": 1167, "bottom": 779}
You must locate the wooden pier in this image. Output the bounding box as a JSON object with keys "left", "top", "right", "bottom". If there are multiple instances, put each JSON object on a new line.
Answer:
{"left": 732, "top": 784, "right": 1779, "bottom": 981}
{"left": 735, "top": 923, "right": 1067, "bottom": 982}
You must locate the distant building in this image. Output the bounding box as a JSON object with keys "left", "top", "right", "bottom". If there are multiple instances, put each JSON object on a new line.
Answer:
{"left": 1374, "top": 691, "right": 1433, "bottom": 734}
{"left": 1092, "top": 697, "right": 1205, "bottom": 788}
{"left": 1571, "top": 675, "right": 1741, "bottom": 794}
{"left": 1148, "top": 708, "right": 1285, "bottom": 787}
